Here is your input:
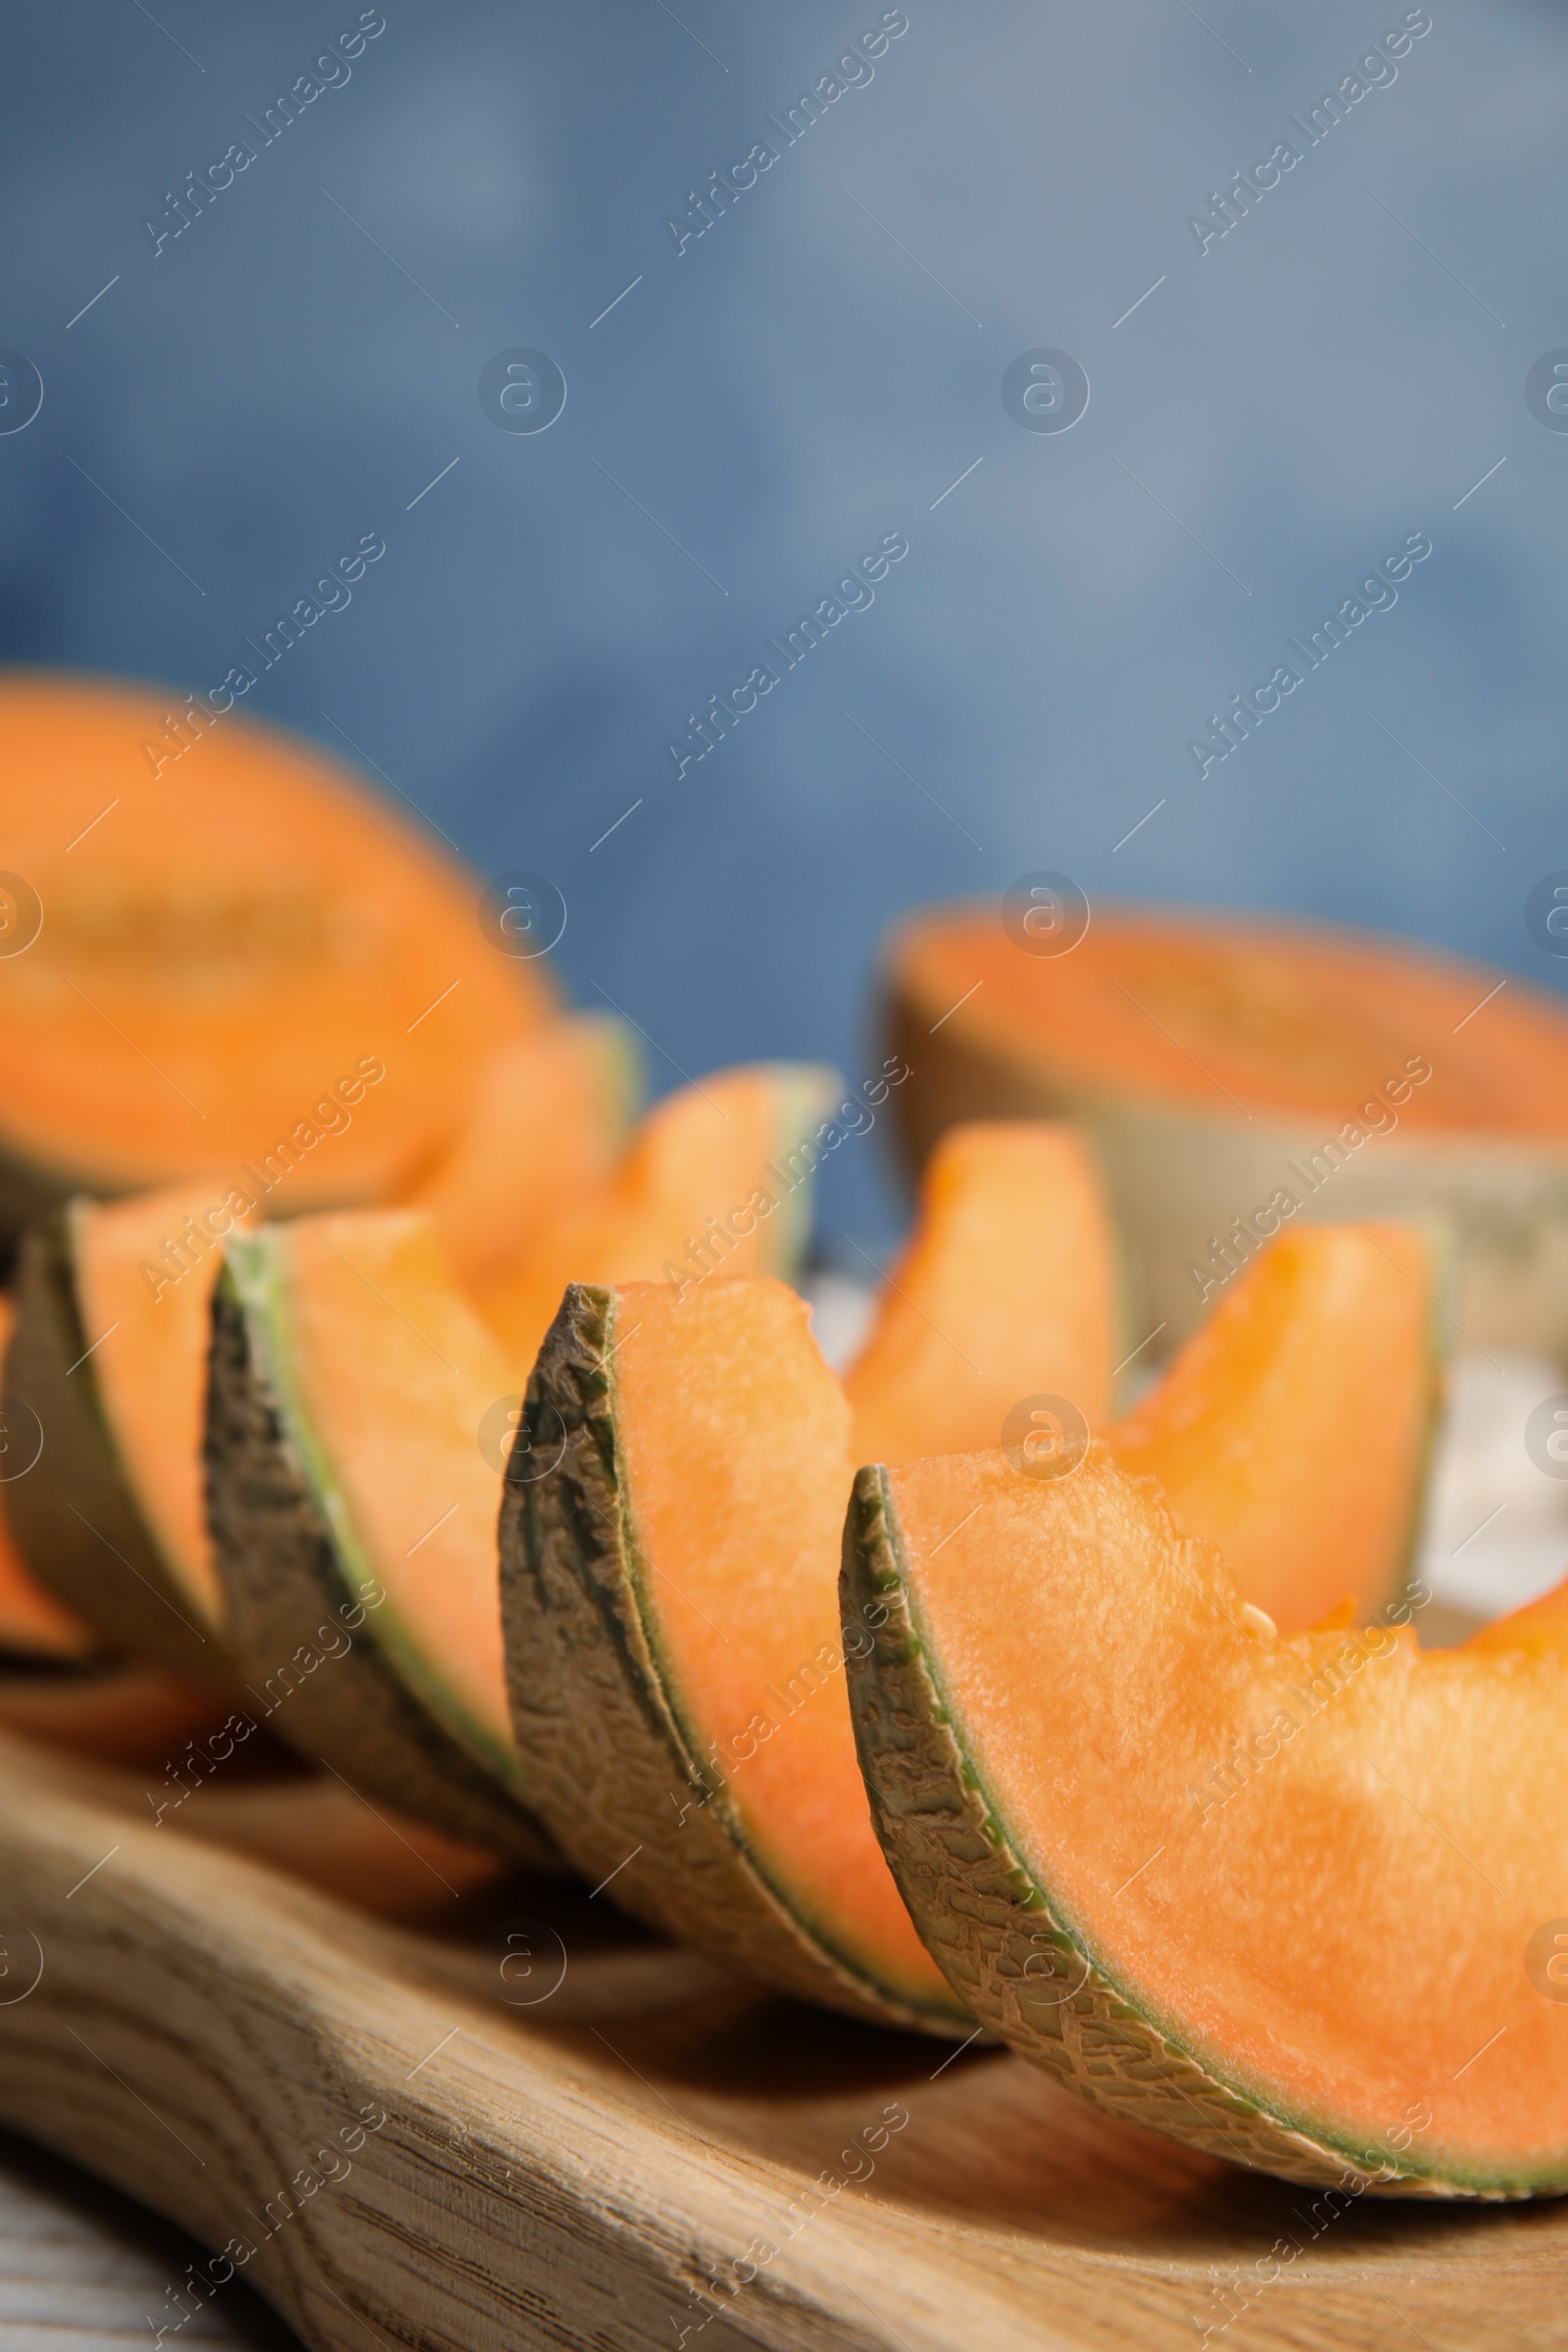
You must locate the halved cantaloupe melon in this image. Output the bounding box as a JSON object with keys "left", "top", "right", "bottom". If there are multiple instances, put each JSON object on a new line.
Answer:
{"left": 5, "top": 1185, "right": 250, "bottom": 1685}
{"left": 886, "top": 901, "right": 1568, "bottom": 1356}
{"left": 1105, "top": 1222, "right": 1443, "bottom": 1632}
{"left": 0, "top": 674, "right": 552, "bottom": 1243}
{"left": 477, "top": 1061, "right": 837, "bottom": 1364}
{"left": 843, "top": 1122, "right": 1118, "bottom": 1463}
{"left": 0, "top": 1298, "right": 94, "bottom": 1661}
{"left": 503, "top": 1201, "right": 1445, "bottom": 2031}
{"left": 844, "top": 1442, "right": 1568, "bottom": 2196}
{"left": 206, "top": 1064, "right": 836, "bottom": 1856}
{"left": 207, "top": 1211, "right": 556, "bottom": 1860}
{"left": 403, "top": 1013, "right": 642, "bottom": 1288}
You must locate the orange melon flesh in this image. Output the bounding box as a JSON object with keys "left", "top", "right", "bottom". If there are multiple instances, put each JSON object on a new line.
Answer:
{"left": 882, "top": 1445, "right": 1568, "bottom": 2193}
{"left": 612, "top": 1278, "right": 953, "bottom": 2009}
{"left": 0, "top": 674, "right": 551, "bottom": 1205}
{"left": 262, "top": 1213, "right": 519, "bottom": 1774}
{"left": 404, "top": 1014, "right": 641, "bottom": 1288}
{"left": 843, "top": 1122, "right": 1117, "bottom": 1464}
{"left": 479, "top": 1063, "right": 836, "bottom": 1367}
{"left": 1464, "top": 1580, "right": 1568, "bottom": 1661}
{"left": 889, "top": 905, "right": 1568, "bottom": 1136}
{"left": 1107, "top": 1224, "right": 1439, "bottom": 1633}
{"left": 0, "top": 1296, "right": 94, "bottom": 1659}
{"left": 73, "top": 1183, "right": 260, "bottom": 1625}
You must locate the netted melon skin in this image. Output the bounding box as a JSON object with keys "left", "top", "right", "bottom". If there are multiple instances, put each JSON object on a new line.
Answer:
{"left": 842, "top": 1464, "right": 1533, "bottom": 2201}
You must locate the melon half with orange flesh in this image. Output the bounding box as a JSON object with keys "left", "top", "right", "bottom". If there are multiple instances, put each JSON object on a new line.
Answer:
{"left": 503, "top": 1200, "right": 1444, "bottom": 2029}
{"left": 0, "top": 674, "right": 552, "bottom": 1244}
{"left": 844, "top": 1442, "right": 1568, "bottom": 2195}
{"left": 885, "top": 901, "right": 1568, "bottom": 1357}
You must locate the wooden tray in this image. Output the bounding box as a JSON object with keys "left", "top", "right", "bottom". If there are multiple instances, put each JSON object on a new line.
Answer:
{"left": 0, "top": 1720, "right": 1564, "bottom": 2352}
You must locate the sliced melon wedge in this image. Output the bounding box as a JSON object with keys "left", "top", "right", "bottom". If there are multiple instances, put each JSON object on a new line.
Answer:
{"left": 503, "top": 1275, "right": 969, "bottom": 2031}
{"left": 6, "top": 1185, "right": 249, "bottom": 1684}
{"left": 844, "top": 1442, "right": 1568, "bottom": 2197}
{"left": 843, "top": 1121, "right": 1118, "bottom": 1462}
{"left": 208, "top": 1211, "right": 557, "bottom": 1861}
{"left": 1463, "top": 1580, "right": 1568, "bottom": 1661}
{"left": 0, "top": 1298, "right": 95, "bottom": 1661}
{"left": 1106, "top": 1222, "right": 1443, "bottom": 1632}
{"left": 477, "top": 1062, "right": 836, "bottom": 1366}
{"left": 404, "top": 1013, "right": 642, "bottom": 1288}
{"left": 206, "top": 1063, "right": 838, "bottom": 1865}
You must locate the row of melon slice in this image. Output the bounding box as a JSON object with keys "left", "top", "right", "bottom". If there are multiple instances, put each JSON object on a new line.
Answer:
{"left": 14, "top": 1038, "right": 1537, "bottom": 2193}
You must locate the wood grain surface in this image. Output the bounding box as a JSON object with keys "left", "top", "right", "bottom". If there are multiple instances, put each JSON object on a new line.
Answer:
{"left": 0, "top": 1716, "right": 1564, "bottom": 2352}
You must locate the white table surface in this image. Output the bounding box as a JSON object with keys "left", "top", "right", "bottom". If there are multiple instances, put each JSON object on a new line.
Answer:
{"left": 0, "top": 2126, "right": 301, "bottom": 2352}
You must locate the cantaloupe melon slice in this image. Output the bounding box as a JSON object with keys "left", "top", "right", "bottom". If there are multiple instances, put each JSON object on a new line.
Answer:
{"left": 0, "top": 674, "right": 552, "bottom": 1244}
{"left": 503, "top": 1275, "right": 971, "bottom": 2032}
{"left": 477, "top": 1061, "right": 837, "bottom": 1364}
{"left": 842, "top": 1122, "right": 1118, "bottom": 1463}
{"left": 1106, "top": 1222, "right": 1443, "bottom": 1632}
{"left": 207, "top": 1211, "right": 557, "bottom": 1861}
{"left": 5, "top": 1184, "right": 250, "bottom": 1685}
{"left": 886, "top": 901, "right": 1568, "bottom": 1357}
{"left": 205, "top": 1063, "right": 838, "bottom": 1860}
{"left": 403, "top": 1013, "right": 642, "bottom": 1288}
{"left": 0, "top": 1298, "right": 94, "bottom": 1661}
{"left": 844, "top": 1442, "right": 1568, "bottom": 2196}
{"left": 1462, "top": 1578, "right": 1568, "bottom": 1661}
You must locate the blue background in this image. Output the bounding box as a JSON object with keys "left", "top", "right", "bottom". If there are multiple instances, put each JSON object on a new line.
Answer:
{"left": 1, "top": 0, "right": 1563, "bottom": 1251}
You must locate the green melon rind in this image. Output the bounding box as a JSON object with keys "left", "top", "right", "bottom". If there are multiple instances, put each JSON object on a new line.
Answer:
{"left": 499, "top": 1282, "right": 973, "bottom": 2034}
{"left": 207, "top": 1233, "right": 557, "bottom": 1864}
{"left": 228, "top": 1228, "right": 525, "bottom": 1794}
{"left": 3, "top": 1207, "right": 226, "bottom": 1686}
{"left": 840, "top": 1460, "right": 1551, "bottom": 2201}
